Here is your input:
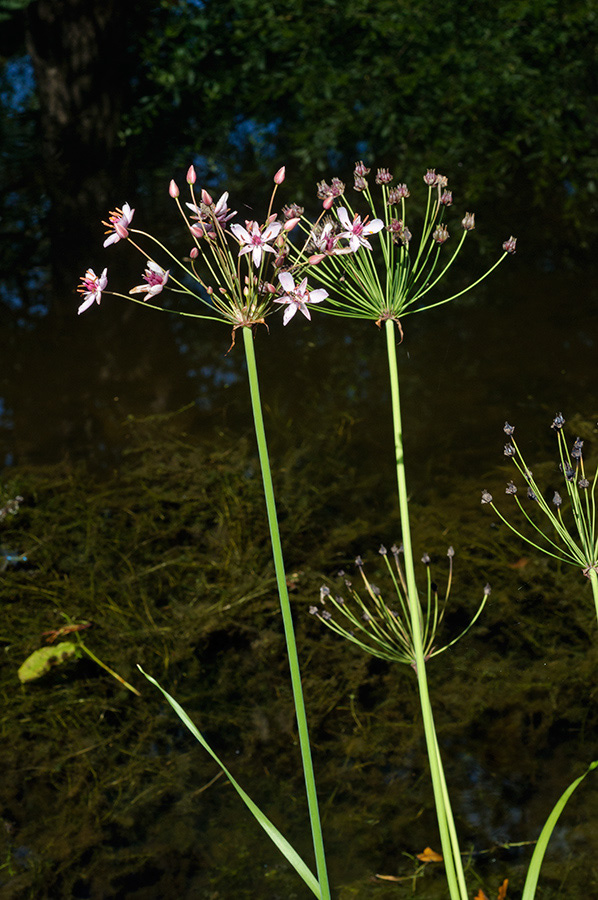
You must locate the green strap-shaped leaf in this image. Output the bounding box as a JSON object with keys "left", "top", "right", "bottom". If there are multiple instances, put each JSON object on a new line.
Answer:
{"left": 522, "top": 759, "right": 598, "bottom": 900}
{"left": 138, "top": 666, "right": 322, "bottom": 899}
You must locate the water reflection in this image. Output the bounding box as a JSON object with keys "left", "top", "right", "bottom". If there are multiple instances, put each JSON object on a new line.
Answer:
{"left": 2, "top": 211, "right": 598, "bottom": 897}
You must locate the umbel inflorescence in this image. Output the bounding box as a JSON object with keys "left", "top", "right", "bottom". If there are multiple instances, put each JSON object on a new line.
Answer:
{"left": 310, "top": 544, "right": 490, "bottom": 667}
{"left": 482, "top": 414, "right": 598, "bottom": 582}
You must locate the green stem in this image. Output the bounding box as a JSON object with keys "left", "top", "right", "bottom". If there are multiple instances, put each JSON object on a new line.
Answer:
{"left": 384, "top": 319, "right": 468, "bottom": 900}
{"left": 589, "top": 568, "right": 598, "bottom": 625}
{"left": 242, "top": 326, "right": 330, "bottom": 900}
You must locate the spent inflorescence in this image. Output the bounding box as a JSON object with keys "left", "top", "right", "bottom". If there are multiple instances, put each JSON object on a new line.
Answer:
{"left": 310, "top": 543, "right": 490, "bottom": 667}
{"left": 303, "top": 162, "right": 517, "bottom": 337}
{"left": 482, "top": 414, "right": 598, "bottom": 580}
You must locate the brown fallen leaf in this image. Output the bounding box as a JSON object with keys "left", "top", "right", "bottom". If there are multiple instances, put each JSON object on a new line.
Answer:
{"left": 474, "top": 891, "right": 489, "bottom": 900}
{"left": 416, "top": 846, "right": 443, "bottom": 862}
{"left": 508, "top": 557, "right": 529, "bottom": 569}
{"left": 498, "top": 878, "right": 508, "bottom": 900}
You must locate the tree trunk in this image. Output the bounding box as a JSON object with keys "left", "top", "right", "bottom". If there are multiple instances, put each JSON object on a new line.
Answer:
{"left": 24, "top": 0, "right": 140, "bottom": 315}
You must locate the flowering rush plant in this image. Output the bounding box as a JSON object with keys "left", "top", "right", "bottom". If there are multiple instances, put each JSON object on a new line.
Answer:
{"left": 482, "top": 414, "right": 598, "bottom": 620}
{"left": 311, "top": 544, "right": 490, "bottom": 666}
{"left": 77, "top": 166, "right": 378, "bottom": 345}
{"left": 303, "top": 161, "right": 517, "bottom": 337}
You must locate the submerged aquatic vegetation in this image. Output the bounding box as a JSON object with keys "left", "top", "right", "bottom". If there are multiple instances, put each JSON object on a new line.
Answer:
{"left": 311, "top": 545, "right": 490, "bottom": 666}
{"left": 482, "top": 415, "right": 598, "bottom": 621}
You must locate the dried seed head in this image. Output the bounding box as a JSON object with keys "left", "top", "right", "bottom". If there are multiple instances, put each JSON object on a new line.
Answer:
{"left": 527, "top": 486, "right": 538, "bottom": 501}
{"left": 462, "top": 212, "right": 475, "bottom": 231}
{"left": 282, "top": 203, "right": 304, "bottom": 220}
{"left": 504, "top": 444, "right": 516, "bottom": 457}
{"left": 440, "top": 190, "right": 453, "bottom": 206}
{"left": 362, "top": 611, "right": 372, "bottom": 623}
{"left": 421, "top": 553, "right": 431, "bottom": 565}
{"left": 375, "top": 168, "right": 393, "bottom": 184}
{"left": 355, "top": 555, "right": 364, "bottom": 568}
{"left": 320, "top": 585, "right": 331, "bottom": 601}
{"left": 552, "top": 491, "right": 562, "bottom": 508}
{"left": 506, "top": 481, "right": 517, "bottom": 495}
{"left": 579, "top": 477, "right": 590, "bottom": 489}
{"left": 551, "top": 413, "right": 566, "bottom": 430}
{"left": 484, "top": 583, "right": 491, "bottom": 596}
{"left": 447, "top": 546, "right": 455, "bottom": 558}
{"left": 388, "top": 184, "right": 410, "bottom": 203}
{"left": 559, "top": 462, "right": 575, "bottom": 482}
{"left": 423, "top": 168, "right": 437, "bottom": 186}
{"left": 481, "top": 490, "right": 493, "bottom": 504}
{"left": 571, "top": 437, "right": 584, "bottom": 459}
{"left": 309, "top": 606, "right": 319, "bottom": 616}
{"left": 321, "top": 610, "right": 332, "bottom": 621}
{"left": 379, "top": 544, "right": 387, "bottom": 555}
{"left": 433, "top": 225, "right": 450, "bottom": 244}
{"left": 353, "top": 175, "right": 368, "bottom": 192}
{"left": 504, "top": 422, "right": 515, "bottom": 436}
{"left": 502, "top": 236, "right": 517, "bottom": 254}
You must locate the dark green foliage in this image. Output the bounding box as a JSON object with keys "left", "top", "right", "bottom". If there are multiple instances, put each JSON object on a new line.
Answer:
{"left": 1, "top": 411, "right": 598, "bottom": 897}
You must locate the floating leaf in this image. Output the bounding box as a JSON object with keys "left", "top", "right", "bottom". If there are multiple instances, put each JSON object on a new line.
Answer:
{"left": 416, "top": 846, "right": 443, "bottom": 862}
{"left": 18, "top": 642, "right": 78, "bottom": 683}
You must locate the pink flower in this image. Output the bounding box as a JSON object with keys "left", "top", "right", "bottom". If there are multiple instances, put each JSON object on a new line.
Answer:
{"left": 310, "top": 221, "right": 352, "bottom": 257}
{"left": 186, "top": 191, "right": 236, "bottom": 237}
{"left": 103, "top": 203, "right": 135, "bottom": 247}
{"left": 230, "top": 219, "right": 282, "bottom": 267}
{"left": 337, "top": 207, "right": 384, "bottom": 252}
{"left": 77, "top": 267, "right": 107, "bottom": 315}
{"left": 129, "top": 261, "right": 169, "bottom": 300}
{"left": 274, "top": 271, "right": 328, "bottom": 325}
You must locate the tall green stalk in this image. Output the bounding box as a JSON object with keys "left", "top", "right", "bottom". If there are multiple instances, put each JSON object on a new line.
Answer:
{"left": 385, "top": 319, "right": 468, "bottom": 900}
{"left": 242, "top": 326, "right": 330, "bottom": 900}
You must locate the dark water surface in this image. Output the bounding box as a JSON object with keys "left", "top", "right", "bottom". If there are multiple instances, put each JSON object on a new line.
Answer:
{"left": 1, "top": 214, "right": 598, "bottom": 898}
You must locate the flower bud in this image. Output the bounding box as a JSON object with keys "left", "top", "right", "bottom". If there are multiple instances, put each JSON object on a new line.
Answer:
{"left": 284, "top": 216, "right": 300, "bottom": 231}
{"left": 274, "top": 166, "right": 286, "bottom": 184}
{"left": 186, "top": 165, "right": 197, "bottom": 185}
{"left": 462, "top": 212, "right": 475, "bottom": 231}
{"left": 201, "top": 188, "right": 213, "bottom": 205}
{"left": 503, "top": 236, "right": 517, "bottom": 254}
{"left": 308, "top": 253, "right": 326, "bottom": 265}
{"left": 481, "top": 491, "right": 493, "bottom": 504}
{"left": 190, "top": 247, "right": 199, "bottom": 259}
{"left": 323, "top": 196, "right": 334, "bottom": 210}
{"left": 169, "top": 180, "right": 179, "bottom": 199}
